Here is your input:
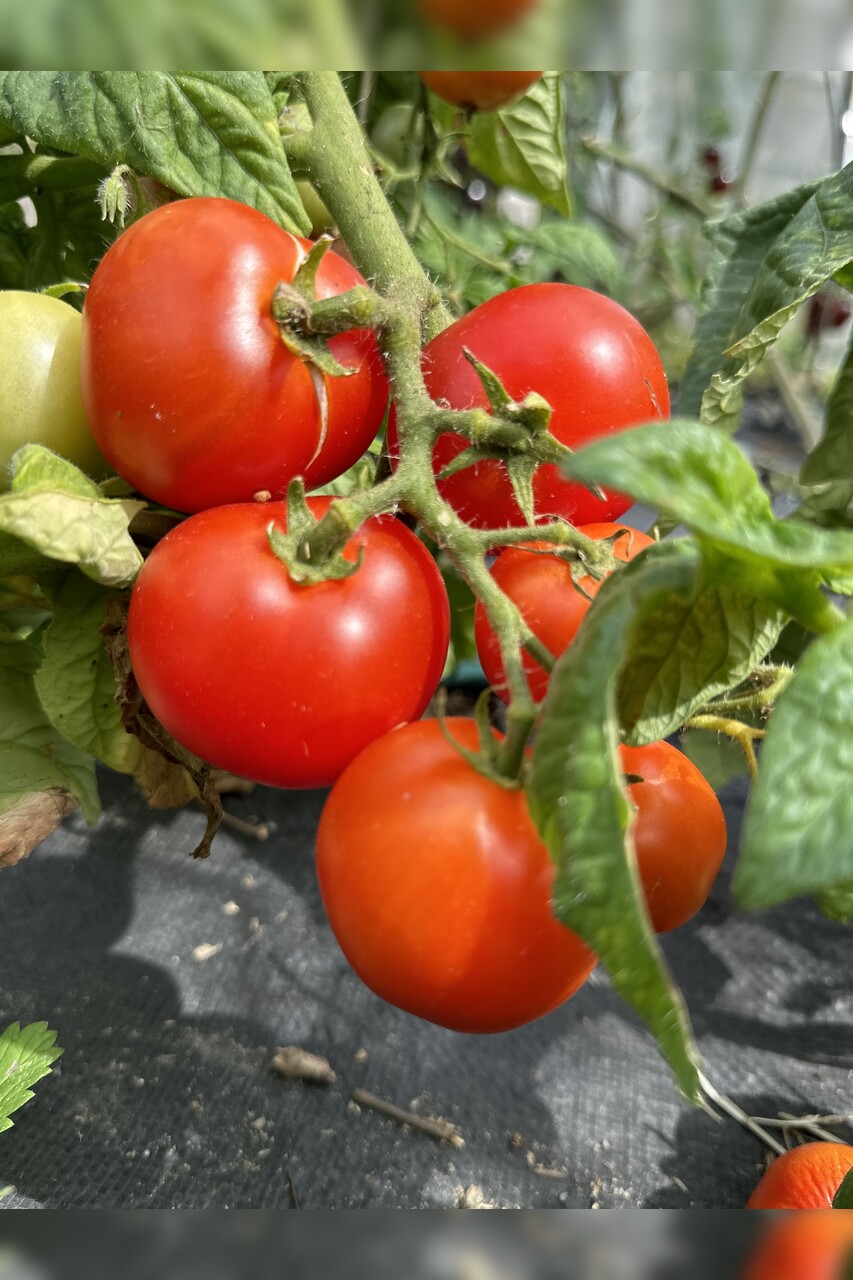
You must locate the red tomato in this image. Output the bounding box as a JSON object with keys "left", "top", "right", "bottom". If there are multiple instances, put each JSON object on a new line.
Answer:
{"left": 127, "top": 498, "right": 449, "bottom": 788}
{"left": 418, "top": 72, "right": 543, "bottom": 112}
{"left": 747, "top": 1144, "right": 853, "bottom": 1210}
{"left": 316, "top": 717, "right": 596, "bottom": 1033}
{"left": 741, "top": 1212, "right": 853, "bottom": 1280}
{"left": 623, "top": 740, "right": 727, "bottom": 933}
{"left": 419, "top": 0, "right": 538, "bottom": 39}
{"left": 387, "top": 284, "right": 669, "bottom": 531}
{"left": 82, "top": 198, "right": 388, "bottom": 514}
{"left": 475, "top": 522, "right": 654, "bottom": 702}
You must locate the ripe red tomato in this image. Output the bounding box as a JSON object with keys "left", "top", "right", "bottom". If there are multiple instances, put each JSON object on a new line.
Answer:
{"left": 418, "top": 72, "right": 543, "bottom": 112}
{"left": 475, "top": 522, "right": 654, "bottom": 702}
{"left": 81, "top": 197, "right": 388, "bottom": 514}
{"left": 420, "top": 0, "right": 538, "bottom": 39}
{"left": 316, "top": 717, "right": 596, "bottom": 1033}
{"left": 623, "top": 740, "right": 727, "bottom": 933}
{"left": 741, "top": 1212, "right": 853, "bottom": 1280}
{"left": 747, "top": 1144, "right": 853, "bottom": 1210}
{"left": 387, "top": 284, "right": 669, "bottom": 531}
{"left": 127, "top": 498, "right": 449, "bottom": 788}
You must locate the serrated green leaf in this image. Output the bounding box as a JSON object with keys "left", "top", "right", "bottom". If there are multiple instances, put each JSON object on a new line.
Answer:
{"left": 679, "top": 180, "right": 819, "bottom": 418}
{"left": 680, "top": 728, "right": 750, "bottom": 792}
{"left": 563, "top": 421, "right": 853, "bottom": 586}
{"left": 801, "top": 328, "right": 853, "bottom": 485}
{"left": 0, "top": 1021, "right": 62, "bottom": 1133}
{"left": 0, "top": 72, "right": 309, "bottom": 235}
{"left": 527, "top": 544, "right": 703, "bottom": 1100}
{"left": 34, "top": 571, "right": 136, "bottom": 772}
{"left": 615, "top": 543, "right": 784, "bottom": 744}
{"left": 736, "top": 617, "right": 853, "bottom": 910}
{"left": 0, "top": 446, "right": 143, "bottom": 588}
{"left": 0, "top": 630, "right": 99, "bottom": 823}
{"left": 697, "top": 164, "right": 853, "bottom": 430}
{"left": 466, "top": 73, "right": 570, "bottom": 217}
{"left": 524, "top": 220, "right": 621, "bottom": 292}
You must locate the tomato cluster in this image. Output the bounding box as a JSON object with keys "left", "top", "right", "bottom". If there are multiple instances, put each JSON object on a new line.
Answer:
{"left": 4, "top": 192, "right": 725, "bottom": 1038}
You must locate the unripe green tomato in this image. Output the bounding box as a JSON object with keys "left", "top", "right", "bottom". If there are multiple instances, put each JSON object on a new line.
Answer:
{"left": 296, "top": 180, "right": 335, "bottom": 237}
{"left": 0, "top": 291, "right": 106, "bottom": 489}
{"left": 371, "top": 102, "right": 425, "bottom": 170}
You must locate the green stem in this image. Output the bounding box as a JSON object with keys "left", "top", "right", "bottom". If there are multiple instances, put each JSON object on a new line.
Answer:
{"left": 734, "top": 72, "right": 781, "bottom": 208}
{"left": 686, "top": 714, "right": 765, "bottom": 779}
{"left": 297, "top": 72, "right": 453, "bottom": 341}
{"left": 0, "top": 153, "right": 105, "bottom": 204}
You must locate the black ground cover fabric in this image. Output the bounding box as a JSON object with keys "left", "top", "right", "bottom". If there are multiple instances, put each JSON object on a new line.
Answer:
{"left": 0, "top": 764, "right": 850, "bottom": 1209}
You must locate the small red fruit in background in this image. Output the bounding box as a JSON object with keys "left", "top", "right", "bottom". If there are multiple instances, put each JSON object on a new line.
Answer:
{"left": 419, "top": 71, "right": 542, "bottom": 113}
{"left": 475, "top": 522, "right": 654, "bottom": 703}
{"left": 419, "top": 0, "right": 539, "bottom": 40}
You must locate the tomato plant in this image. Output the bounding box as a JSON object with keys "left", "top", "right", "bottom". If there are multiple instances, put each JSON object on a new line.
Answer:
{"left": 387, "top": 284, "right": 670, "bottom": 530}
{"left": 81, "top": 197, "right": 388, "bottom": 514}
{"left": 316, "top": 717, "right": 596, "bottom": 1033}
{"left": 3, "top": 69, "right": 853, "bottom": 1210}
{"left": 475, "top": 523, "right": 655, "bottom": 701}
{"left": 419, "top": 72, "right": 543, "bottom": 113}
{"left": 747, "top": 1144, "right": 853, "bottom": 1210}
{"left": 0, "top": 291, "right": 105, "bottom": 487}
{"left": 128, "top": 497, "right": 450, "bottom": 788}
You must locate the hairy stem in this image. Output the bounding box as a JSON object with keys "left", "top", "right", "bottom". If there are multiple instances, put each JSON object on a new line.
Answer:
{"left": 297, "top": 72, "right": 453, "bottom": 340}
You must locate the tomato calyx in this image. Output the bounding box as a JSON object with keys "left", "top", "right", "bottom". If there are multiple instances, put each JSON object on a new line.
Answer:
{"left": 266, "top": 478, "right": 365, "bottom": 585}
{"left": 270, "top": 238, "right": 359, "bottom": 379}
{"left": 435, "top": 689, "right": 526, "bottom": 790}
{"left": 435, "top": 350, "right": 571, "bottom": 522}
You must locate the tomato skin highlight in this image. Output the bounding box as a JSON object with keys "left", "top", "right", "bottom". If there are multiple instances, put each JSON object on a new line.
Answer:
{"left": 316, "top": 718, "right": 596, "bottom": 1033}
{"left": 623, "top": 740, "right": 727, "bottom": 934}
{"left": 747, "top": 1143, "right": 853, "bottom": 1210}
{"left": 419, "top": 72, "right": 542, "bottom": 112}
{"left": 387, "top": 284, "right": 670, "bottom": 531}
{"left": 127, "top": 499, "right": 450, "bottom": 789}
{"left": 741, "top": 1212, "right": 853, "bottom": 1280}
{"left": 81, "top": 197, "right": 388, "bottom": 513}
{"left": 475, "top": 523, "right": 655, "bottom": 702}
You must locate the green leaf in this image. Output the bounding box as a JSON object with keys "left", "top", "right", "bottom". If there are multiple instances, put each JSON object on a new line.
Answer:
{"left": 0, "top": 446, "right": 143, "bottom": 588}
{"left": 816, "top": 883, "right": 853, "bottom": 924}
{"left": 527, "top": 544, "right": 703, "bottom": 1100}
{"left": 680, "top": 728, "right": 750, "bottom": 791}
{"left": 34, "top": 571, "right": 136, "bottom": 772}
{"left": 833, "top": 1168, "right": 853, "bottom": 1209}
{"left": 697, "top": 164, "right": 853, "bottom": 430}
{"left": 801, "top": 328, "right": 853, "bottom": 485}
{"left": 679, "top": 179, "right": 819, "bottom": 417}
{"left": 523, "top": 220, "right": 621, "bottom": 292}
{"left": 616, "top": 546, "right": 784, "bottom": 745}
{"left": 563, "top": 421, "right": 853, "bottom": 587}
{"left": 736, "top": 616, "right": 853, "bottom": 910}
{"left": 0, "top": 72, "right": 309, "bottom": 235}
{"left": 0, "top": 1022, "right": 62, "bottom": 1133}
{"left": 466, "top": 73, "right": 570, "bottom": 217}
{"left": 0, "top": 629, "right": 99, "bottom": 823}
